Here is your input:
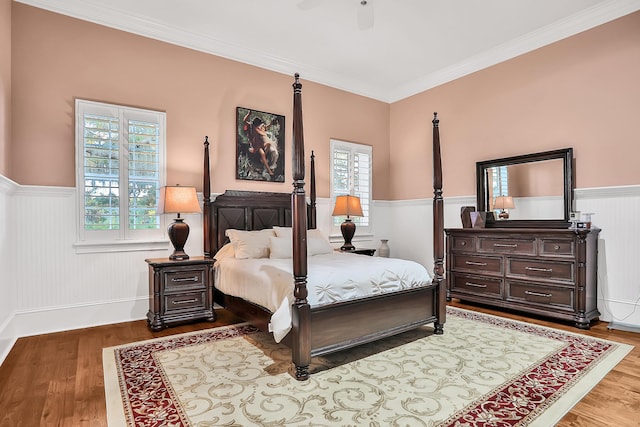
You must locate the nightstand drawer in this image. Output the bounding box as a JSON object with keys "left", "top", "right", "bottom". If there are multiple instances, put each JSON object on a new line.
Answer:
{"left": 508, "top": 258, "right": 573, "bottom": 282}
{"left": 163, "top": 269, "right": 206, "bottom": 292}
{"left": 507, "top": 281, "right": 574, "bottom": 310}
{"left": 539, "top": 239, "right": 574, "bottom": 257}
{"left": 450, "top": 273, "right": 502, "bottom": 297}
{"left": 478, "top": 237, "right": 535, "bottom": 255}
{"left": 451, "top": 254, "right": 502, "bottom": 274}
{"left": 164, "top": 291, "right": 206, "bottom": 314}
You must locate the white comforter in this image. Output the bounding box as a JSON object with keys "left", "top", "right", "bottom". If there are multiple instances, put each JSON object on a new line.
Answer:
{"left": 214, "top": 252, "right": 432, "bottom": 342}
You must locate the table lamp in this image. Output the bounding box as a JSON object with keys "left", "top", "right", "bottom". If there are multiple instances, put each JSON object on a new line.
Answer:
{"left": 158, "top": 185, "right": 201, "bottom": 260}
{"left": 332, "top": 195, "right": 363, "bottom": 251}
{"left": 493, "top": 195, "right": 515, "bottom": 220}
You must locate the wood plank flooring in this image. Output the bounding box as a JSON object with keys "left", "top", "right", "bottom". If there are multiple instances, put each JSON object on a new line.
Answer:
{"left": 0, "top": 302, "right": 638, "bottom": 426}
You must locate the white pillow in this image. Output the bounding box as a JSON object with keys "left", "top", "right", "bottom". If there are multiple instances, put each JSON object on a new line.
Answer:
{"left": 272, "top": 226, "right": 292, "bottom": 238}
{"left": 268, "top": 234, "right": 334, "bottom": 258}
{"left": 308, "top": 235, "right": 333, "bottom": 255}
{"left": 269, "top": 236, "right": 292, "bottom": 259}
{"left": 213, "top": 243, "right": 235, "bottom": 260}
{"left": 225, "top": 228, "right": 275, "bottom": 259}
{"left": 273, "top": 227, "right": 328, "bottom": 240}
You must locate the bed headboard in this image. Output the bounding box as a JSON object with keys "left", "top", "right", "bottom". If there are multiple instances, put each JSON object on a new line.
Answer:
{"left": 202, "top": 140, "right": 317, "bottom": 257}
{"left": 206, "top": 189, "right": 316, "bottom": 255}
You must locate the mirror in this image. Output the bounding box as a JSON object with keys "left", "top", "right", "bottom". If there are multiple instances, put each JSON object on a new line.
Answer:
{"left": 476, "top": 148, "right": 573, "bottom": 228}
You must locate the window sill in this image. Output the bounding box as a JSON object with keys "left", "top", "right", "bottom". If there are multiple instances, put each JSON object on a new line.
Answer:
{"left": 73, "top": 239, "right": 170, "bottom": 254}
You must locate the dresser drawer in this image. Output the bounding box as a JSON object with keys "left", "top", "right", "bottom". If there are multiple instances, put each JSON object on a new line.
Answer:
{"left": 539, "top": 238, "right": 574, "bottom": 257}
{"left": 507, "top": 281, "right": 574, "bottom": 311}
{"left": 451, "top": 254, "right": 502, "bottom": 274}
{"left": 164, "top": 291, "right": 206, "bottom": 314}
{"left": 450, "top": 235, "right": 475, "bottom": 252}
{"left": 508, "top": 258, "right": 574, "bottom": 282}
{"left": 450, "top": 273, "right": 502, "bottom": 298}
{"left": 478, "top": 237, "right": 535, "bottom": 255}
{"left": 163, "top": 269, "right": 207, "bottom": 292}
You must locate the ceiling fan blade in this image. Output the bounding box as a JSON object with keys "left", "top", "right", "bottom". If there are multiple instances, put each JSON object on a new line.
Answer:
{"left": 297, "top": 0, "right": 322, "bottom": 11}
{"left": 357, "top": 0, "right": 374, "bottom": 30}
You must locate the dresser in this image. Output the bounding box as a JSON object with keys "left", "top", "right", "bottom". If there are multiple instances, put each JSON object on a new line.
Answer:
{"left": 146, "top": 257, "right": 216, "bottom": 330}
{"left": 445, "top": 227, "right": 600, "bottom": 329}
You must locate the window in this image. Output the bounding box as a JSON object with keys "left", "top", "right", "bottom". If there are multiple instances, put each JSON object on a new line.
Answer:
{"left": 330, "top": 139, "right": 372, "bottom": 234}
{"left": 490, "top": 166, "right": 509, "bottom": 211}
{"left": 75, "top": 100, "right": 166, "bottom": 247}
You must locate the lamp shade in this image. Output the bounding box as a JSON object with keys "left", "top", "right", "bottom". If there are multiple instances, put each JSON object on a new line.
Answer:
{"left": 158, "top": 186, "right": 201, "bottom": 215}
{"left": 493, "top": 195, "right": 515, "bottom": 210}
{"left": 332, "top": 195, "right": 363, "bottom": 218}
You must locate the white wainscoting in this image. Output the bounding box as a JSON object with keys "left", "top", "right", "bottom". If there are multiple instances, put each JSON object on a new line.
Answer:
{"left": 390, "top": 187, "right": 640, "bottom": 327}
{"left": 1, "top": 184, "right": 639, "bottom": 365}
{"left": 0, "top": 176, "right": 18, "bottom": 364}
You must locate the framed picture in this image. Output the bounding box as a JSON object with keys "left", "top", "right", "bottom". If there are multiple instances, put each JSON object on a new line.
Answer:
{"left": 236, "top": 107, "right": 285, "bottom": 182}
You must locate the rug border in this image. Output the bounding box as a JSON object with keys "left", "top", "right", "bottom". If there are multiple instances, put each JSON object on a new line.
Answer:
{"left": 103, "top": 310, "right": 634, "bottom": 427}
{"left": 447, "top": 306, "right": 634, "bottom": 426}
{"left": 102, "top": 322, "right": 252, "bottom": 427}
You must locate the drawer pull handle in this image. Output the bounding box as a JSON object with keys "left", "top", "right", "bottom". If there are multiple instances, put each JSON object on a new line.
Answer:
{"left": 465, "top": 261, "right": 487, "bottom": 266}
{"left": 171, "top": 276, "right": 199, "bottom": 283}
{"left": 525, "top": 266, "right": 553, "bottom": 273}
{"left": 465, "top": 282, "right": 487, "bottom": 288}
{"left": 554, "top": 245, "right": 560, "bottom": 251}
{"left": 460, "top": 241, "right": 467, "bottom": 246}
{"left": 493, "top": 243, "right": 518, "bottom": 248}
{"left": 172, "top": 298, "right": 198, "bottom": 305}
{"left": 525, "top": 290, "right": 552, "bottom": 298}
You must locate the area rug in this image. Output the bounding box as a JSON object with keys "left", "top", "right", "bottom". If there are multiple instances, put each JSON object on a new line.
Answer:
{"left": 103, "top": 307, "right": 632, "bottom": 426}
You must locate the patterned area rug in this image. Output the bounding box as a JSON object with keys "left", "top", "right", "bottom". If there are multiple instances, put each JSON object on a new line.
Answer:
{"left": 103, "top": 307, "right": 632, "bottom": 426}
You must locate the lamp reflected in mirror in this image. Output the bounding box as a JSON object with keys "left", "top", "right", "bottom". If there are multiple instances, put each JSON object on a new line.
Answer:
{"left": 493, "top": 195, "right": 515, "bottom": 220}
{"left": 332, "top": 195, "right": 363, "bottom": 251}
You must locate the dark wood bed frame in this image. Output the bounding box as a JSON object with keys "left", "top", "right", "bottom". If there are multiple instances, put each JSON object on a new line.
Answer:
{"left": 203, "top": 74, "right": 445, "bottom": 380}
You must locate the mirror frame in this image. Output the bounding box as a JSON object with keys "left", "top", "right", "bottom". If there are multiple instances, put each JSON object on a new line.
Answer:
{"left": 476, "top": 148, "right": 574, "bottom": 228}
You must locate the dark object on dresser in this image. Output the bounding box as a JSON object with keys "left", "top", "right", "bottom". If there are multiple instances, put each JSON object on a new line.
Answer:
{"left": 146, "top": 257, "right": 216, "bottom": 331}
{"left": 445, "top": 227, "right": 600, "bottom": 329}
{"left": 460, "top": 206, "right": 475, "bottom": 228}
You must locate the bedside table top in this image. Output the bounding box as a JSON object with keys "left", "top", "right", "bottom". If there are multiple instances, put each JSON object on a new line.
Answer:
{"left": 145, "top": 256, "right": 214, "bottom": 266}
{"left": 335, "top": 248, "right": 376, "bottom": 256}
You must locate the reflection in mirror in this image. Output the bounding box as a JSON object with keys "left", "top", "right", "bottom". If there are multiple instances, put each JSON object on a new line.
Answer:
{"left": 485, "top": 159, "right": 565, "bottom": 220}
{"left": 476, "top": 148, "right": 573, "bottom": 228}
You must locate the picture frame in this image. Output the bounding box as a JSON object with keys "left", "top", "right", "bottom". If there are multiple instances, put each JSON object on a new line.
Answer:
{"left": 236, "top": 107, "right": 285, "bottom": 182}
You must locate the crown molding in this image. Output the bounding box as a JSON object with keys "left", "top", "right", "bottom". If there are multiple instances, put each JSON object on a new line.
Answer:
{"left": 15, "top": 0, "right": 640, "bottom": 103}
{"left": 389, "top": 0, "right": 640, "bottom": 102}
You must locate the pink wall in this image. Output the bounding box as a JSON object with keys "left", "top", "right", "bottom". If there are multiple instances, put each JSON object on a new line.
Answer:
{"left": 9, "top": 5, "right": 640, "bottom": 201}
{"left": 9, "top": 4, "right": 390, "bottom": 199}
{"left": 390, "top": 11, "right": 640, "bottom": 199}
{"left": 0, "top": 0, "right": 10, "bottom": 176}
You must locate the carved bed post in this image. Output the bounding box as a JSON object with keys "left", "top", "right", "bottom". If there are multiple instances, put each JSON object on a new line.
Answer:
{"left": 203, "top": 136, "right": 212, "bottom": 258}
{"left": 290, "top": 74, "right": 311, "bottom": 380}
{"left": 432, "top": 113, "right": 446, "bottom": 334}
{"left": 309, "top": 150, "right": 317, "bottom": 229}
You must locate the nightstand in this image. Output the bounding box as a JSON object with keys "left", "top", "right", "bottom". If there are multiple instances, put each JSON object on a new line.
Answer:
{"left": 145, "top": 256, "right": 215, "bottom": 331}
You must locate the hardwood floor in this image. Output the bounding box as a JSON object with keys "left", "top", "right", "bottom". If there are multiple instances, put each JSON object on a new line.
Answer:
{"left": 0, "top": 302, "right": 638, "bottom": 426}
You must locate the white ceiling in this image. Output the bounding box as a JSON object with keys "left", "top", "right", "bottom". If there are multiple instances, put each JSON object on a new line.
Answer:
{"left": 16, "top": 0, "right": 640, "bottom": 102}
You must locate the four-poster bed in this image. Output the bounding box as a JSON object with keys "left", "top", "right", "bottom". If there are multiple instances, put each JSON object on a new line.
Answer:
{"left": 202, "top": 74, "right": 445, "bottom": 380}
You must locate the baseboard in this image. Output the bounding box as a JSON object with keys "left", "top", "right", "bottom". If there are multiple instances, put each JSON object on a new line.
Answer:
{"left": 0, "top": 312, "right": 18, "bottom": 366}
{"left": 0, "top": 297, "right": 150, "bottom": 366}
{"left": 607, "top": 321, "right": 640, "bottom": 333}
{"left": 11, "top": 297, "right": 149, "bottom": 339}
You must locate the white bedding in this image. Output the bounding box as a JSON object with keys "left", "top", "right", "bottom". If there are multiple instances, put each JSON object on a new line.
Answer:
{"left": 214, "top": 252, "right": 432, "bottom": 342}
